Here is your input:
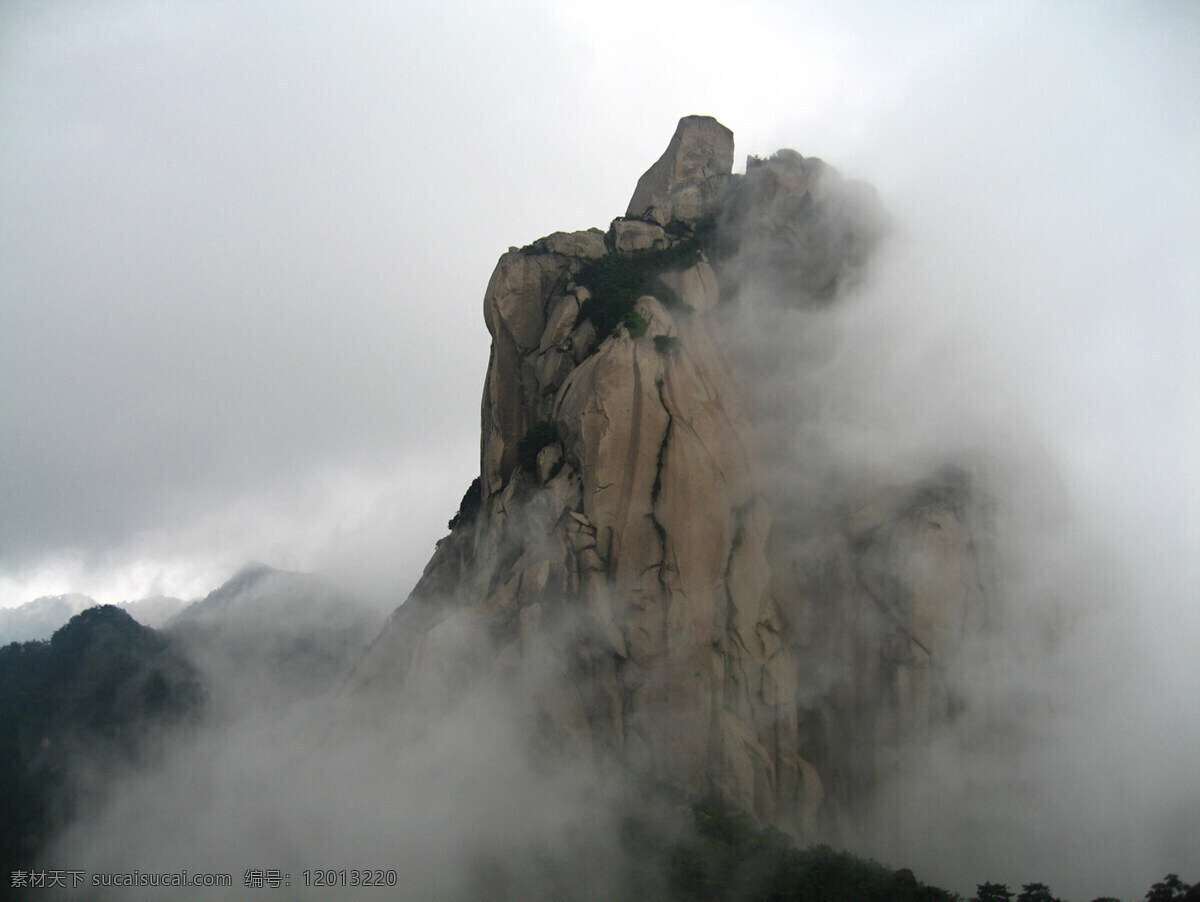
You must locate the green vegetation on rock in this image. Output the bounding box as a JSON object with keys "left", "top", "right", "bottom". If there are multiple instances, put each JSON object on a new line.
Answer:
{"left": 624, "top": 309, "right": 649, "bottom": 338}
{"left": 576, "top": 238, "right": 702, "bottom": 341}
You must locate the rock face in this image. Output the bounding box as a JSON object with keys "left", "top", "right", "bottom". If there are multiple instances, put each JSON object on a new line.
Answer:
{"left": 626, "top": 115, "right": 734, "bottom": 226}
{"left": 348, "top": 117, "right": 992, "bottom": 841}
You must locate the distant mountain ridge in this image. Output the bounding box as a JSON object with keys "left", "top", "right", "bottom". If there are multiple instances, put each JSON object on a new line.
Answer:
{"left": 0, "top": 594, "right": 96, "bottom": 644}
{"left": 0, "top": 593, "right": 187, "bottom": 645}
{"left": 0, "top": 563, "right": 382, "bottom": 646}
{"left": 172, "top": 562, "right": 375, "bottom": 629}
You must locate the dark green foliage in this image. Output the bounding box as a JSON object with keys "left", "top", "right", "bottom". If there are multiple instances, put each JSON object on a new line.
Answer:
{"left": 664, "top": 214, "right": 727, "bottom": 261}
{"left": 693, "top": 797, "right": 763, "bottom": 848}
{"left": 692, "top": 214, "right": 731, "bottom": 262}
{"left": 975, "top": 884, "right": 1014, "bottom": 902}
{"left": 448, "top": 476, "right": 483, "bottom": 530}
{"left": 577, "top": 294, "right": 628, "bottom": 342}
{"left": 575, "top": 238, "right": 704, "bottom": 341}
{"left": 654, "top": 334, "right": 682, "bottom": 355}
{"left": 624, "top": 309, "right": 649, "bottom": 338}
{"left": 517, "top": 421, "right": 558, "bottom": 474}
{"left": 0, "top": 607, "right": 202, "bottom": 872}
{"left": 1017, "top": 884, "right": 1060, "bottom": 902}
{"left": 1147, "top": 875, "right": 1191, "bottom": 902}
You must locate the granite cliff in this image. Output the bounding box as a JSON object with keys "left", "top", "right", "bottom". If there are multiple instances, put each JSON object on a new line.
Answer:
{"left": 347, "top": 116, "right": 993, "bottom": 841}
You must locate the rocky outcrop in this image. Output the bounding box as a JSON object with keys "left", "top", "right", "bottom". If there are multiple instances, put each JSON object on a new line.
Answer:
{"left": 626, "top": 115, "right": 734, "bottom": 226}
{"left": 609, "top": 219, "right": 668, "bottom": 253}
{"left": 347, "top": 117, "right": 991, "bottom": 842}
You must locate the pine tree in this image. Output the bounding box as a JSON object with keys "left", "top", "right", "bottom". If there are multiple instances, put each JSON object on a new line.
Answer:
{"left": 975, "top": 883, "right": 1014, "bottom": 902}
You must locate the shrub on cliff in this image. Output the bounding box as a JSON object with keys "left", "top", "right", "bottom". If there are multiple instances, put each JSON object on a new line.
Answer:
{"left": 575, "top": 239, "right": 702, "bottom": 341}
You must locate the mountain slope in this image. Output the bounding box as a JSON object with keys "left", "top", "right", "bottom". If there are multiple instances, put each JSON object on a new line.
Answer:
{"left": 0, "top": 594, "right": 95, "bottom": 645}
{"left": 0, "top": 606, "right": 201, "bottom": 872}
{"left": 0, "top": 594, "right": 187, "bottom": 645}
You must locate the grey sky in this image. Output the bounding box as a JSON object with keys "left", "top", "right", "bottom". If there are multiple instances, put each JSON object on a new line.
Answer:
{"left": 1, "top": 0, "right": 1196, "bottom": 625}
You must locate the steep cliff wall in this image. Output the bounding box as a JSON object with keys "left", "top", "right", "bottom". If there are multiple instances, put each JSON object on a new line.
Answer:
{"left": 347, "top": 116, "right": 993, "bottom": 841}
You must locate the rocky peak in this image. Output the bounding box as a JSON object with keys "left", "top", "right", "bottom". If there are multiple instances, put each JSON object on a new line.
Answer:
{"left": 626, "top": 115, "right": 734, "bottom": 226}
{"left": 349, "top": 117, "right": 991, "bottom": 844}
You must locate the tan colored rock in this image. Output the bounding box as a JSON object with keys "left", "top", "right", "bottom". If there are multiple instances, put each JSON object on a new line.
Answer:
{"left": 535, "top": 442, "right": 562, "bottom": 484}
{"left": 538, "top": 294, "right": 581, "bottom": 354}
{"left": 568, "top": 318, "right": 597, "bottom": 365}
{"left": 715, "top": 709, "right": 776, "bottom": 823}
{"left": 657, "top": 260, "right": 720, "bottom": 311}
{"left": 542, "top": 228, "right": 608, "bottom": 260}
{"left": 547, "top": 296, "right": 804, "bottom": 824}
{"left": 553, "top": 317, "right": 670, "bottom": 596}
{"left": 627, "top": 115, "right": 735, "bottom": 225}
{"left": 610, "top": 219, "right": 668, "bottom": 253}
{"left": 481, "top": 250, "right": 572, "bottom": 495}
{"left": 483, "top": 251, "right": 564, "bottom": 351}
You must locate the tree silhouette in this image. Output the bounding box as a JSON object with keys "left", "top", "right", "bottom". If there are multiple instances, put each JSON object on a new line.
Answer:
{"left": 975, "top": 883, "right": 1014, "bottom": 902}
{"left": 1146, "top": 875, "right": 1189, "bottom": 902}
{"left": 1017, "top": 883, "right": 1060, "bottom": 902}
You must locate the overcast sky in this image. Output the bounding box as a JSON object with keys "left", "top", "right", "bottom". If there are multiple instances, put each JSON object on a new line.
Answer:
{"left": 1, "top": 0, "right": 1196, "bottom": 612}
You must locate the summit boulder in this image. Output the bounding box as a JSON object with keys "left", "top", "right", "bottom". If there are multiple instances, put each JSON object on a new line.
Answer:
{"left": 626, "top": 115, "right": 735, "bottom": 225}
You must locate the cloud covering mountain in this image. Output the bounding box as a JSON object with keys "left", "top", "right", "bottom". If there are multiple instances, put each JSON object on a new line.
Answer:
{"left": 0, "top": 4, "right": 1196, "bottom": 898}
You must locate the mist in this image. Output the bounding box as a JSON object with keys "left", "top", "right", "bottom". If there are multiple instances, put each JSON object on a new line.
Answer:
{"left": 711, "top": 12, "right": 1199, "bottom": 888}
{"left": 4, "top": 2, "right": 1198, "bottom": 900}
{"left": 750, "top": 10, "right": 1196, "bottom": 895}
{"left": 47, "top": 665, "right": 649, "bottom": 900}
{"left": 851, "top": 25, "right": 1197, "bottom": 892}
{"left": 719, "top": 146, "right": 1198, "bottom": 896}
